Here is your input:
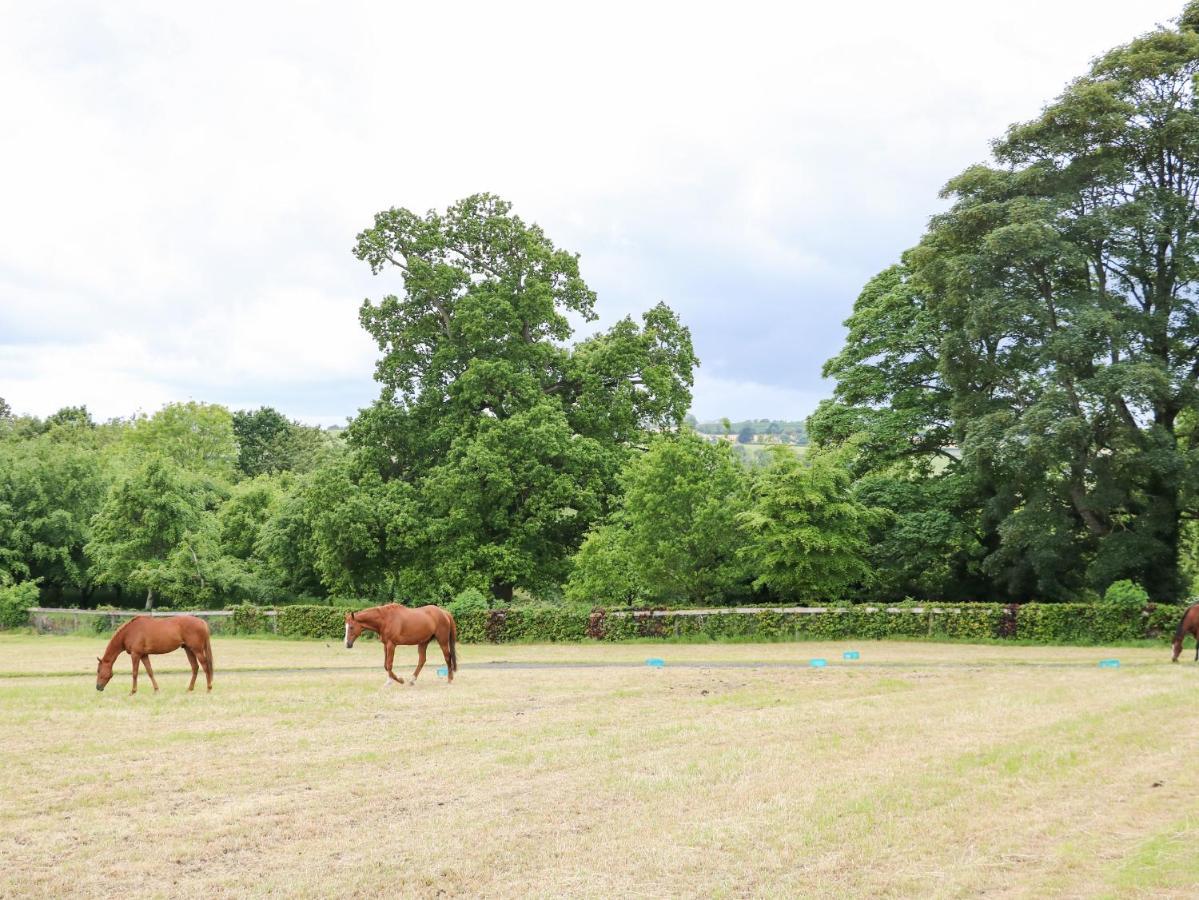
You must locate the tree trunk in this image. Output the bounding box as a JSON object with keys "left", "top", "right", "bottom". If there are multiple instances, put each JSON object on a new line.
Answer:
{"left": 144, "top": 587, "right": 155, "bottom": 611}
{"left": 1140, "top": 478, "right": 1183, "bottom": 603}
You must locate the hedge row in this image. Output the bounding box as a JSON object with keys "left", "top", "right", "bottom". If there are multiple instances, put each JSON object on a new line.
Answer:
{"left": 12, "top": 602, "right": 1190, "bottom": 644}
{"left": 226, "top": 602, "right": 1190, "bottom": 644}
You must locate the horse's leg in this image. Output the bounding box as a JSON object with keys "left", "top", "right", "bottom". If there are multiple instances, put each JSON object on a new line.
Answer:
{"left": 436, "top": 633, "right": 454, "bottom": 684}
{"left": 384, "top": 641, "right": 404, "bottom": 685}
{"left": 130, "top": 654, "right": 141, "bottom": 695}
{"left": 194, "top": 639, "right": 213, "bottom": 691}
{"left": 184, "top": 647, "right": 199, "bottom": 691}
{"left": 411, "top": 640, "right": 429, "bottom": 684}
{"left": 141, "top": 655, "right": 160, "bottom": 692}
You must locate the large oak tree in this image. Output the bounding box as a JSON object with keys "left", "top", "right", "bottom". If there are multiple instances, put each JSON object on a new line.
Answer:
{"left": 348, "top": 194, "right": 696, "bottom": 601}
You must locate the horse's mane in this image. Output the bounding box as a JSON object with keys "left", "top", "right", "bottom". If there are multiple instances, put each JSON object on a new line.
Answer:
{"left": 103, "top": 615, "right": 144, "bottom": 655}
{"left": 110, "top": 616, "right": 139, "bottom": 639}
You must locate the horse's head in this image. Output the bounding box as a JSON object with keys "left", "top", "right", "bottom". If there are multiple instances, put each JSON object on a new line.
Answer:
{"left": 95, "top": 656, "right": 114, "bottom": 691}
{"left": 344, "top": 611, "right": 366, "bottom": 649}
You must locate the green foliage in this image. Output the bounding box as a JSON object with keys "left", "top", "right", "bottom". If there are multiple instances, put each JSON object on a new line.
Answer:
{"left": 1102, "top": 580, "right": 1150, "bottom": 610}
{"left": 0, "top": 430, "right": 108, "bottom": 596}
{"left": 349, "top": 194, "right": 697, "bottom": 602}
{"left": 253, "top": 486, "right": 328, "bottom": 602}
{"left": 422, "top": 602, "right": 1191, "bottom": 645}
{"left": 852, "top": 468, "right": 989, "bottom": 602}
{"left": 86, "top": 455, "right": 223, "bottom": 609}
{"left": 232, "top": 407, "right": 338, "bottom": 477}
{"left": 276, "top": 604, "right": 357, "bottom": 639}
{"left": 566, "top": 432, "right": 751, "bottom": 605}
{"left": 739, "top": 449, "right": 883, "bottom": 602}
{"left": 229, "top": 602, "right": 271, "bottom": 634}
{"left": 0, "top": 581, "right": 40, "bottom": 629}
{"left": 564, "top": 524, "right": 648, "bottom": 607}
{"left": 449, "top": 588, "right": 489, "bottom": 617}
{"left": 814, "top": 14, "right": 1199, "bottom": 603}
{"left": 89, "top": 606, "right": 120, "bottom": 635}
{"left": 123, "top": 402, "right": 239, "bottom": 482}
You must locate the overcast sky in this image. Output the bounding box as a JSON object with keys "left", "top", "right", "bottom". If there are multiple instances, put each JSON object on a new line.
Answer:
{"left": 0, "top": 0, "right": 1186, "bottom": 425}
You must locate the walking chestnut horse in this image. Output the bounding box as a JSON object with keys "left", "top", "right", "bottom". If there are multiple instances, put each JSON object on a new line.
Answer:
{"left": 344, "top": 604, "right": 458, "bottom": 685}
{"left": 96, "top": 615, "right": 214, "bottom": 694}
{"left": 1172, "top": 603, "right": 1199, "bottom": 663}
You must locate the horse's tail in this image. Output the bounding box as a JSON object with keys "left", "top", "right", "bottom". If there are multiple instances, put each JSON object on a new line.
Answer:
{"left": 448, "top": 611, "right": 458, "bottom": 675}
{"left": 204, "top": 629, "right": 214, "bottom": 675}
{"left": 1176, "top": 604, "right": 1196, "bottom": 641}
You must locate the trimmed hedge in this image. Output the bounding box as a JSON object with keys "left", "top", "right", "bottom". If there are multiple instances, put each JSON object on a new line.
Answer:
{"left": 10, "top": 601, "right": 1192, "bottom": 644}
{"left": 276, "top": 605, "right": 356, "bottom": 639}
{"left": 229, "top": 603, "right": 273, "bottom": 635}
{"left": 247, "top": 601, "right": 1191, "bottom": 644}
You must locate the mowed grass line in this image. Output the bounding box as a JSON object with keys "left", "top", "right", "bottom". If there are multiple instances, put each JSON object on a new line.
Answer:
{"left": 0, "top": 640, "right": 1196, "bottom": 898}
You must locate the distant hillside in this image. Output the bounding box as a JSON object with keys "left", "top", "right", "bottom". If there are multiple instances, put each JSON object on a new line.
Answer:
{"left": 687, "top": 417, "right": 808, "bottom": 445}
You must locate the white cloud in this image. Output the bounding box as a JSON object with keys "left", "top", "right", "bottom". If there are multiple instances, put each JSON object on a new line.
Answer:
{"left": 0, "top": 0, "right": 1185, "bottom": 423}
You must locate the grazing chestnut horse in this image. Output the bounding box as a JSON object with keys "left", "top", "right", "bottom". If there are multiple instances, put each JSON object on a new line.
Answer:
{"left": 344, "top": 604, "right": 457, "bottom": 685}
{"left": 1172, "top": 603, "right": 1199, "bottom": 663}
{"left": 96, "top": 615, "right": 214, "bottom": 694}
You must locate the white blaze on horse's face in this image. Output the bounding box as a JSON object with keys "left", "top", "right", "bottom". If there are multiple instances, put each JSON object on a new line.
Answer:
{"left": 345, "top": 621, "right": 351, "bottom": 649}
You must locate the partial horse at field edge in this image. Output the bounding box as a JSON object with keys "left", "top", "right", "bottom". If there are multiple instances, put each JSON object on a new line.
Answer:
{"left": 96, "top": 614, "right": 214, "bottom": 693}
{"left": 1171, "top": 603, "right": 1199, "bottom": 663}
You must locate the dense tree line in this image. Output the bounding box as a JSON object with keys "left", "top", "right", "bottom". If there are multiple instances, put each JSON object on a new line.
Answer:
{"left": 0, "top": 401, "right": 342, "bottom": 608}
{"left": 0, "top": 196, "right": 877, "bottom": 612}
{"left": 8, "top": 7, "right": 1199, "bottom": 612}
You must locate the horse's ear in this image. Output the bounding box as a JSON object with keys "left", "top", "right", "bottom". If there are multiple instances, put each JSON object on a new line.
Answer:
{"left": 350, "top": 611, "right": 357, "bottom": 621}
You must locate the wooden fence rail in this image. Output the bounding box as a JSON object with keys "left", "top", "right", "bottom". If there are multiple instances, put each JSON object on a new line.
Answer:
{"left": 26, "top": 607, "right": 278, "bottom": 636}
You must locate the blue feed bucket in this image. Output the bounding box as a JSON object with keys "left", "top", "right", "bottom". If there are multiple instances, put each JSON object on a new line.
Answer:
{"left": 645, "top": 658, "right": 665, "bottom": 668}
{"left": 809, "top": 658, "right": 827, "bottom": 668}
{"left": 436, "top": 666, "right": 449, "bottom": 677}
{"left": 1098, "top": 659, "right": 1120, "bottom": 669}
{"left": 843, "top": 651, "right": 860, "bottom": 660}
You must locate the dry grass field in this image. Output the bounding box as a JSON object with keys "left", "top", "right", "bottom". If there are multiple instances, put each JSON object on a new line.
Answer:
{"left": 1, "top": 635, "right": 1197, "bottom": 898}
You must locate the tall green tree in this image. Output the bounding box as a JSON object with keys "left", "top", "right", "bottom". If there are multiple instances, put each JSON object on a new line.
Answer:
{"left": 816, "top": 4, "right": 1199, "bottom": 601}
{"left": 566, "top": 432, "right": 751, "bottom": 605}
{"left": 87, "top": 456, "right": 217, "bottom": 609}
{"left": 232, "top": 407, "right": 338, "bottom": 477}
{"left": 738, "top": 449, "right": 882, "bottom": 603}
{"left": 0, "top": 428, "right": 109, "bottom": 601}
{"left": 350, "top": 194, "right": 696, "bottom": 601}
